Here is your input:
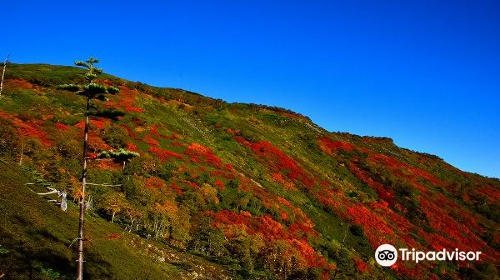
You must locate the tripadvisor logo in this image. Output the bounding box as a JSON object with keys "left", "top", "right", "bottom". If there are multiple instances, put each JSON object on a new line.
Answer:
{"left": 375, "top": 244, "right": 482, "bottom": 267}
{"left": 375, "top": 244, "right": 398, "bottom": 266}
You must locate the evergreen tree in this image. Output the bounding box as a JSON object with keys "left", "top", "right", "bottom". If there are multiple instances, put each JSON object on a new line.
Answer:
{"left": 58, "top": 57, "right": 120, "bottom": 280}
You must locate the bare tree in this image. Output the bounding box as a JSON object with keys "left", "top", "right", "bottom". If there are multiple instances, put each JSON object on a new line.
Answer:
{"left": 0, "top": 54, "right": 11, "bottom": 97}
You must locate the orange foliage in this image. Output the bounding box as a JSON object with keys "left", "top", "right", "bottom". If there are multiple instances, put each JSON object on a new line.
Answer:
{"left": 87, "top": 133, "right": 112, "bottom": 152}
{"left": 7, "top": 78, "right": 33, "bottom": 89}
{"left": 95, "top": 160, "right": 121, "bottom": 170}
{"left": 106, "top": 233, "right": 121, "bottom": 240}
{"left": 225, "top": 128, "right": 240, "bottom": 135}
{"left": 185, "top": 143, "right": 222, "bottom": 166}
{"left": 272, "top": 173, "right": 286, "bottom": 184}
{"left": 145, "top": 177, "right": 166, "bottom": 189}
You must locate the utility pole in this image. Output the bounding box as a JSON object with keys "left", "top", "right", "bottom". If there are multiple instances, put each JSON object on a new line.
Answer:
{"left": 0, "top": 54, "right": 11, "bottom": 97}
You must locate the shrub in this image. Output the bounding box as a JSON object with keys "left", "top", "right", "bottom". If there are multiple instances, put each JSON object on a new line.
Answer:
{"left": 102, "top": 125, "right": 128, "bottom": 148}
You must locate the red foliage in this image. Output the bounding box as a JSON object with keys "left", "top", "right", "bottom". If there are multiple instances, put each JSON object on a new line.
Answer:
{"left": 350, "top": 161, "right": 395, "bottom": 204}
{"left": 318, "top": 136, "right": 444, "bottom": 195}
{"left": 171, "top": 133, "right": 180, "bottom": 140}
{"left": 418, "top": 196, "right": 491, "bottom": 256}
{"left": 120, "top": 124, "right": 138, "bottom": 137}
{"left": 347, "top": 204, "right": 393, "bottom": 247}
{"left": 88, "top": 153, "right": 98, "bottom": 159}
{"left": 318, "top": 138, "right": 356, "bottom": 154}
{"left": 369, "top": 153, "right": 444, "bottom": 188}
{"left": 149, "top": 147, "right": 184, "bottom": 161}
{"left": 208, "top": 209, "right": 331, "bottom": 271}
{"left": 209, "top": 210, "right": 287, "bottom": 240}
{"left": 126, "top": 142, "right": 138, "bottom": 151}
{"left": 370, "top": 201, "right": 413, "bottom": 233}
{"left": 106, "top": 234, "right": 121, "bottom": 240}
{"left": 215, "top": 180, "right": 225, "bottom": 190}
{"left": 289, "top": 220, "right": 317, "bottom": 237}
{"left": 126, "top": 107, "right": 145, "bottom": 113}
{"left": 316, "top": 189, "right": 347, "bottom": 213}
{"left": 290, "top": 238, "right": 325, "bottom": 267}
{"left": 210, "top": 169, "right": 236, "bottom": 180}
{"left": 225, "top": 163, "right": 234, "bottom": 171}
{"left": 353, "top": 257, "right": 370, "bottom": 273}
{"left": 13, "top": 118, "right": 52, "bottom": 147}
{"left": 172, "top": 141, "right": 183, "bottom": 147}
{"left": 184, "top": 180, "right": 199, "bottom": 188}
{"left": 236, "top": 138, "right": 315, "bottom": 187}
{"left": 170, "top": 183, "right": 184, "bottom": 195}
{"left": 318, "top": 187, "right": 422, "bottom": 251}
{"left": 476, "top": 185, "right": 500, "bottom": 202}
{"left": 106, "top": 86, "right": 145, "bottom": 113}
{"left": 281, "top": 112, "right": 309, "bottom": 121}
{"left": 54, "top": 123, "right": 69, "bottom": 130}
{"left": 150, "top": 124, "right": 170, "bottom": 139}
{"left": 87, "top": 133, "right": 112, "bottom": 152}
{"left": 143, "top": 136, "right": 159, "bottom": 146}
{"left": 74, "top": 118, "right": 110, "bottom": 130}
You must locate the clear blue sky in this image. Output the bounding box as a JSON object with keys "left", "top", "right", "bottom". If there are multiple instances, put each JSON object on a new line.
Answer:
{"left": 3, "top": 0, "right": 499, "bottom": 178}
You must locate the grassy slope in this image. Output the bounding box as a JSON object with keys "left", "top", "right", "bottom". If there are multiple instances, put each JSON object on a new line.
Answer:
{"left": 0, "top": 160, "right": 231, "bottom": 280}
{"left": 0, "top": 63, "right": 499, "bottom": 280}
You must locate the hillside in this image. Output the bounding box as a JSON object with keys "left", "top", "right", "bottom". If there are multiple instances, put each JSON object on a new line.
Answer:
{"left": 0, "top": 63, "right": 499, "bottom": 280}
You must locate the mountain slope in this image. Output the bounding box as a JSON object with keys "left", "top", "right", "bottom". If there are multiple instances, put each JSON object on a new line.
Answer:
{"left": 0, "top": 63, "right": 499, "bottom": 280}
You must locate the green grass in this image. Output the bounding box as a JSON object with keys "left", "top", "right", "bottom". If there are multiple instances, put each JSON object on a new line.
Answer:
{"left": 0, "top": 160, "right": 231, "bottom": 280}
{"left": 1, "top": 63, "right": 499, "bottom": 280}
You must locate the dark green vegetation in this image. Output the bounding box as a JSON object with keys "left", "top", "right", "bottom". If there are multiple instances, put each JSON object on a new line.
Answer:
{"left": 1, "top": 63, "right": 499, "bottom": 279}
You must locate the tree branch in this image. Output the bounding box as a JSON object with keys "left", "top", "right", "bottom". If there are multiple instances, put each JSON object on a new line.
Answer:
{"left": 86, "top": 182, "right": 122, "bottom": 187}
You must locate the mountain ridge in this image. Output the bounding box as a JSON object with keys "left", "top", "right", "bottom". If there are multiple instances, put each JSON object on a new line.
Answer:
{"left": 0, "top": 63, "right": 499, "bottom": 280}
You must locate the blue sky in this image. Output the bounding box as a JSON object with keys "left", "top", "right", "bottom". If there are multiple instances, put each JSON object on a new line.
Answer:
{"left": 3, "top": 0, "right": 499, "bottom": 178}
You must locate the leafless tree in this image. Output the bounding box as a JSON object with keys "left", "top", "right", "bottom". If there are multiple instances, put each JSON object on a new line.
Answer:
{"left": 0, "top": 54, "right": 11, "bottom": 97}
